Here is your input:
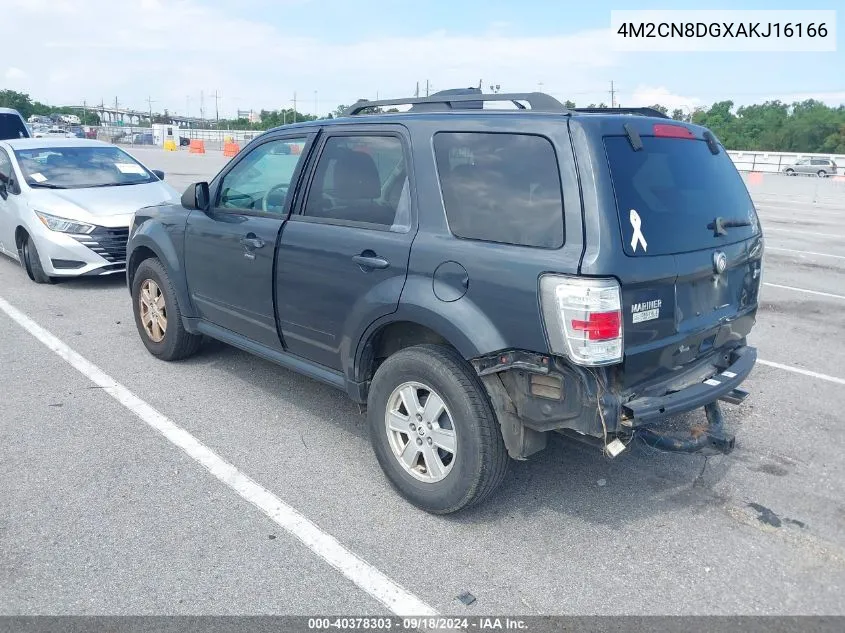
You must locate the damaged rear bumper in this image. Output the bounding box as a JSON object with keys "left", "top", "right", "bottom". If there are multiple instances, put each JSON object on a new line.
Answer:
{"left": 621, "top": 346, "right": 756, "bottom": 425}
{"left": 474, "top": 345, "right": 756, "bottom": 460}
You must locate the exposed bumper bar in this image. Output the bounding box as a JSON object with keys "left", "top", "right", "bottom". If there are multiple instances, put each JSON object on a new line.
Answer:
{"left": 621, "top": 346, "right": 757, "bottom": 425}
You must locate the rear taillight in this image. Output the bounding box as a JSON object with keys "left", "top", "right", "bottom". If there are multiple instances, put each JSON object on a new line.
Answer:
{"left": 539, "top": 275, "right": 623, "bottom": 366}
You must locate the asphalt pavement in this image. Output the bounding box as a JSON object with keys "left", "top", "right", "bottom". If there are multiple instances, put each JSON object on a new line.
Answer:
{"left": 1, "top": 148, "right": 843, "bottom": 617}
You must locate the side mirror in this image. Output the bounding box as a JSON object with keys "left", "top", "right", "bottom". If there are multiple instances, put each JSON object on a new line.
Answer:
{"left": 151, "top": 169, "right": 165, "bottom": 180}
{"left": 181, "top": 181, "right": 210, "bottom": 211}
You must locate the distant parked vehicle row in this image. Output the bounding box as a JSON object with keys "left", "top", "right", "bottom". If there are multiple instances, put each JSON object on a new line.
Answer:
{"left": 782, "top": 157, "right": 838, "bottom": 177}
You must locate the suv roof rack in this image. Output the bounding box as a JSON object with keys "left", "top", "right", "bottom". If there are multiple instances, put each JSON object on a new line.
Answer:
{"left": 342, "top": 89, "right": 569, "bottom": 116}
{"left": 570, "top": 107, "right": 670, "bottom": 119}
{"left": 341, "top": 89, "right": 672, "bottom": 120}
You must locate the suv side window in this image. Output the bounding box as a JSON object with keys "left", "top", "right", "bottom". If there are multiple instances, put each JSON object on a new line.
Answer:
{"left": 0, "top": 113, "right": 28, "bottom": 140}
{"left": 433, "top": 132, "right": 564, "bottom": 249}
{"left": 218, "top": 136, "right": 308, "bottom": 214}
{"left": 810, "top": 158, "right": 829, "bottom": 166}
{"left": 301, "top": 135, "right": 410, "bottom": 231}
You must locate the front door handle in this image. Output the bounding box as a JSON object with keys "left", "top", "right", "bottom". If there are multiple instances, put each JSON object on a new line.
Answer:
{"left": 241, "top": 234, "right": 265, "bottom": 249}
{"left": 352, "top": 253, "right": 389, "bottom": 270}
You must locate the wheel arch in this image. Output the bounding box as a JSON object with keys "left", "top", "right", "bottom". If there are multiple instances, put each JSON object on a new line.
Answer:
{"left": 127, "top": 231, "right": 195, "bottom": 319}
{"left": 349, "top": 304, "right": 508, "bottom": 402}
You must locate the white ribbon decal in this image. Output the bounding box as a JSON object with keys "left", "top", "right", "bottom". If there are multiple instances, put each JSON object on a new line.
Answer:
{"left": 630, "top": 208, "right": 647, "bottom": 253}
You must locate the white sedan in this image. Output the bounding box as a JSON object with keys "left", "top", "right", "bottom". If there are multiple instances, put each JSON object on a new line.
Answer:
{"left": 33, "top": 127, "right": 75, "bottom": 139}
{"left": 0, "top": 138, "right": 180, "bottom": 283}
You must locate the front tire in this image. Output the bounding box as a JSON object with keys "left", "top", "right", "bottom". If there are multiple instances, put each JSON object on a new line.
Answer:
{"left": 131, "top": 258, "right": 201, "bottom": 361}
{"left": 367, "top": 344, "right": 509, "bottom": 514}
{"left": 784, "top": 168, "right": 794, "bottom": 176}
{"left": 22, "top": 235, "right": 54, "bottom": 284}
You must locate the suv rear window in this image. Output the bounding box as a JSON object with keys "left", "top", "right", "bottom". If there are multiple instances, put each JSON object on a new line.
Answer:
{"left": 0, "top": 113, "right": 29, "bottom": 140}
{"left": 604, "top": 135, "right": 760, "bottom": 257}
{"left": 434, "top": 132, "right": 564, "bottom": 248}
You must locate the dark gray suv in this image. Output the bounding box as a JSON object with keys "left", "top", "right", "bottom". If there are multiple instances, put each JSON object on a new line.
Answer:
{"left": 126, "top": 90, "right": 763, "bottom": 514}
{"left": 0, "top": 108, "right": 30, "bottom": 140}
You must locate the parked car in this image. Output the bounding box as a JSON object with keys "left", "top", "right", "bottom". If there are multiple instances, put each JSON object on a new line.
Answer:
{"left": 0, "top": 108, "right": 30, "bottom": 140}
{"left": 34, "top": 127, "right": 75, "bottom": 139}
{"left": 126, "top": 90, "right": 763, "bottom": 514}
{"left": 782, "top": 157, "right": 838, "bottom": 177}
{"left": 0, "top": 138, "right": 179, "bottom": 283}
{"left": 131, "top": 132, "right": 154, "bottom": 145}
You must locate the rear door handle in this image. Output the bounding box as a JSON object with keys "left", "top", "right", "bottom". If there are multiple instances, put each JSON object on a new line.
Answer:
{"left": 241, "top": 235, "right": 265, "bottom": 249}
{"left": 352, "top": 254, "right": 389, "bottom": 270}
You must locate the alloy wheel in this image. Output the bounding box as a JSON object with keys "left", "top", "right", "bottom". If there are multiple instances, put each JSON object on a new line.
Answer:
{"left": 385, "top": 381, "right": 457, "bottom": 483}
{"left": 139, "top": 279, "right": 167, "bottom": 343}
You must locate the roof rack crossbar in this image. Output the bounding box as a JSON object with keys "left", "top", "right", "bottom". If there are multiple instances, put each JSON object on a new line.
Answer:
{"left": 570, "top": 107, "right": 671, "bottom": 119}
{"left": 342, "top": 92, "right": 569, "bottom": 116}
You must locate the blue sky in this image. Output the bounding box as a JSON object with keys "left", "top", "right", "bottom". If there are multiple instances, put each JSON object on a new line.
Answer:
{"left": 3, "top": 0, "right": 842, "bottom": 117}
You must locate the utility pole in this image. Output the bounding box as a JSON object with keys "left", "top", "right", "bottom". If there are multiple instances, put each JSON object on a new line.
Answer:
{"left": 610, "top": 80, "right": 616, "bottom": 108}
{"left": 200, "top": 90, "right": 205, "bottom": 123}
{"left": 415, "top": 82, "right": 419, "bottom": 98}
{"left": 212, "top": 90, "right": 220, "bottom": 126}
{"left": 146, "top": 96, "right": 156, "bottom": 125}
{"left": 186, "top": 95, "right": 190, "bottom": 118}
{"left": 425, "top": 80, "right": 429, "bottom": 97}
{"left": 314, "top": 90, "right": 318, "bottom": 119}
{"left": 293, "top": 92, "right": 297, "bottom": 123}
{"left": 82, "top": 99, "right": 87, "bottom": 125}
{"left": 114, "top": 97, "right": 119, "bottom": 125}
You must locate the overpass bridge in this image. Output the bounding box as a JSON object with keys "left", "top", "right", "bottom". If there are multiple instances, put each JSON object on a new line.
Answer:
{"left": 63, "top": 105, "right": 210, "bottom": 127}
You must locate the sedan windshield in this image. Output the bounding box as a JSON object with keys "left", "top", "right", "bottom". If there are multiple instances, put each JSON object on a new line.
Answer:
{"left": 13, "top": 146, "right": 156, "bottom": 189}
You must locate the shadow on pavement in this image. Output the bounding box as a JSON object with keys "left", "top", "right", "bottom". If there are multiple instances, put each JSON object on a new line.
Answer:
{"left": 179, "top": 337, "right": 735, "bottom": 528}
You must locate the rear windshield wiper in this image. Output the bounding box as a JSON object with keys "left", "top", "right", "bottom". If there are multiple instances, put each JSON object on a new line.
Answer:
{"left": 708, "top": 216, "right": 751, "bottom": 236}
{"left": 28, "top": 182, "right": 66, "bottom": 189}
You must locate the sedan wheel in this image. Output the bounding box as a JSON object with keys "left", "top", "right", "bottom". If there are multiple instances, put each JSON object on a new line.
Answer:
{"left": 385, "top": 381, "right": 457, "bottom": 483}
{"left": 139, "top": 278, "right": 167, "bottom": 343}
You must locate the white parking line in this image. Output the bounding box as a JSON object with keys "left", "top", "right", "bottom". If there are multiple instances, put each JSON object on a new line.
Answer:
{"left": 0, "top": 295, "right": 438, "bottom": 619}
{"left": 758, "top": 360, "right": 845, "bottom": 387}
{"left": 764, "top": 227, "right": 844, "bottom": 238}
{"left": 763, "top": 283, "right": 845, "bottom": 300}
{"left": 766, "top": 247, "right": 845, "bottom": 260}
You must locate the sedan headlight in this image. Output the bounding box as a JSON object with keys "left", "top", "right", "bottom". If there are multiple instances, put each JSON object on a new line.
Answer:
{"left": 35, "top": 211, "right": 95, "bottom": 234}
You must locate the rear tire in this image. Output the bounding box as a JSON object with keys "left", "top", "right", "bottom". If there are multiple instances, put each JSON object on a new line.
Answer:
{"left": 367, "top": 344, "right": 509, "bottom": 514}
{"left": 22, "top": 235, "right": 54, "bottom": 284}
{"left": 131, "top": 258, "right": 201, "bottom": 361}
{"left": 817, "top": 170, "right": 827, "bottom": 178}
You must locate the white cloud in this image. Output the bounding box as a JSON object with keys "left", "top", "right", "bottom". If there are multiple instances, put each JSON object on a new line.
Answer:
{"left": 1, "top": 0, "right": 620, "bottom": 117}
{"left": 4, "top": 67, "right": 27, "bottom": 81}
{"left": 624, "top": 85, "right": 703, "bottom": 111}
